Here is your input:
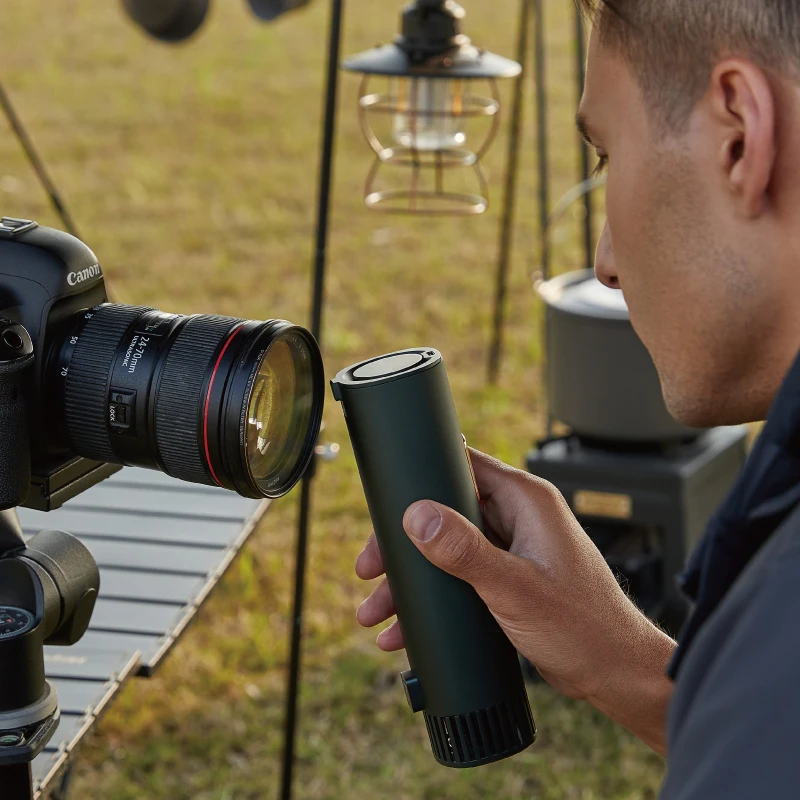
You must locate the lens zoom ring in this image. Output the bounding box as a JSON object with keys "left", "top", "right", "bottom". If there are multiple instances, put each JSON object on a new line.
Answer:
{"left": 65, "top": 304, "right": 154, "bottom": 463}
{"left": 154, "top": 315, "right": 243, "bottom": 485}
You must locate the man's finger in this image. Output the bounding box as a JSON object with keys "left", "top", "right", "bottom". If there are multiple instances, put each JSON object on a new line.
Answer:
{"left": 376, "top": 620, "right": 405, "bottom": 652}
{"left": 357, "top": 577, "right": 396, "bottom": 628}
{"left": 355, "top": 532, "right": 385, "bottom": 580}
{"left": 403, "top": 499, "right": 521, "bottom": 594}
{"left": 468, "top": 447, "right": 526, "bottom": 498}
{"left": 469, "top": 447, "right": 563, "bottom": 549}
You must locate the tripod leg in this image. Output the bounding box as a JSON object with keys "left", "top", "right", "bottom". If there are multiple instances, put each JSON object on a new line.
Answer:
{"left": 487, "top": 0, "right": 531, "bottom": 385}
{"left": 279, "top": 0, "right": 345, "bottom": 797}
{"left": 0, "top": 82, "right": 82, "bottom": 240}
{"left": 1, "top": 763, "right": 34, "bottom": 800}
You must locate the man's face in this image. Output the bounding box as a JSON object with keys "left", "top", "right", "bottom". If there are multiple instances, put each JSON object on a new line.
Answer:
{"left": 580, "top": 31, "right": 787, "bottom": 427}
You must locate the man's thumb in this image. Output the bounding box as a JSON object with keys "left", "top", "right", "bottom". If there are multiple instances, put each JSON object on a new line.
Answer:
{"left": 403, "top": 500, "right": 503, "bottom": 587}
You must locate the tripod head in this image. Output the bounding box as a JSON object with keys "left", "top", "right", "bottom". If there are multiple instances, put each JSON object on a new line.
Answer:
{"left": 0, "top": 319, "right": 99, "bottom": 799}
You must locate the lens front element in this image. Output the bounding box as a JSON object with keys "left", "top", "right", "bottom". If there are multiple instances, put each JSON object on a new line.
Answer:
{"left": 246, "top": 333, "right": 316, "bottom": 494}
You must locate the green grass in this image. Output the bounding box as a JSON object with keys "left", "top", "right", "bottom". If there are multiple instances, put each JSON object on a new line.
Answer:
{"left": 1, "top": 0, "right": 659, "bottom": 796}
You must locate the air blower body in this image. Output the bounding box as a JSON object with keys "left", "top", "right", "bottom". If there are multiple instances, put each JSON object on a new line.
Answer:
{"left": 332, "top": 348, "right": 535, "bottom": 767}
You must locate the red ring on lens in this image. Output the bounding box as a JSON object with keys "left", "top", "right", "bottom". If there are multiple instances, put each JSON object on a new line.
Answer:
{"left": 203, "top": 324, "right": 245, "bottom": 486}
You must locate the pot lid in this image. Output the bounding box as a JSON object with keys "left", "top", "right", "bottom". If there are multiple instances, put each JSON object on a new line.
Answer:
{"left": 538, "top": 269, "right": 630, "bottom": 321}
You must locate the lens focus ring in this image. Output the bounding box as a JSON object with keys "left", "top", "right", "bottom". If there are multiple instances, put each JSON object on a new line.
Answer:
{"left": 154, "top": 315, "right": 243, "bottom": 486}
{"left": 64, "top": 304, "right": 154, "bottom": 462}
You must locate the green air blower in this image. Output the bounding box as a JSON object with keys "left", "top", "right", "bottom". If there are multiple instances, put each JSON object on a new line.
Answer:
{"left": 332, "top": 348, "right": 536, "bottom": 767}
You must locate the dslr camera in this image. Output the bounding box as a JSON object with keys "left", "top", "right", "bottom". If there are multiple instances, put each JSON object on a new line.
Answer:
{"left": 0, "top": 217, "right": 325, "bottom": 511}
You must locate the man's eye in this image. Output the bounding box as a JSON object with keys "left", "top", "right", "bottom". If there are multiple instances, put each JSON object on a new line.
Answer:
{"left": 591, "top": 154, "right": 608, "bottom": 178}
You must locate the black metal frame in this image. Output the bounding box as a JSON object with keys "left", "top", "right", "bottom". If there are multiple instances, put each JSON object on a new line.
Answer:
{"left": 279, "top": 1, "right": 344, "bottom": 798}
{"left": 0, "top": 82, "right": 81, "bottom": 240}
{"left": 487, "top": 0, "right": 595, "bottom": 383}
{"left": 487, "top": 0, "right": 531, "bottom": 385}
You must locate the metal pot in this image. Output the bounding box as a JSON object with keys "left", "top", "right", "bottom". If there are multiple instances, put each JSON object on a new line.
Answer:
{"left": 538, "top": 270, "right": 701, "bottom": 444}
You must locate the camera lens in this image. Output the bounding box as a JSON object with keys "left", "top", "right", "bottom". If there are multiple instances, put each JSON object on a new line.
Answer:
{"left": 53, "top": 303, "right": 324, "bottom": 499}
{"left": 245, "top": 335, "right": 315, "bottom": 492}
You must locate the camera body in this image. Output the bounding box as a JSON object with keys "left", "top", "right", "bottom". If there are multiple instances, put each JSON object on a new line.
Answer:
{"left": 0, "top": 218, "right": 119, "bottom": 510}
{"left": 0, "top": 217, "right": 325, "bottom": 512}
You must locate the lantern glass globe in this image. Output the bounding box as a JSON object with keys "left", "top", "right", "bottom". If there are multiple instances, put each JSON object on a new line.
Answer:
{"left": 391, "top": 77, "right": 466, "bottom": 151}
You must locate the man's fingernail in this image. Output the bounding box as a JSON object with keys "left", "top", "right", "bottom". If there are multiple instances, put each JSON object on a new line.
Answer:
{"left": 407, "top": 503, "right": 442, "bottom": 542}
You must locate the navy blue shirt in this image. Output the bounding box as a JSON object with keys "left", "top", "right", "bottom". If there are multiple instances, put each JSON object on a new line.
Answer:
{"left": 662, "top": 350, "right": 800, "bottom": 797}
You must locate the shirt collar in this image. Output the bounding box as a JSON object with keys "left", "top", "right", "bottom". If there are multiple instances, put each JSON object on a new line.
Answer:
{"left": 669, "top": 346, "right": 800, "bottom": 678}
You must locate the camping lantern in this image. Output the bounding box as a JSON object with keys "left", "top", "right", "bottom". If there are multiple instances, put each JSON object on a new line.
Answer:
{"left": 342, "top": 0, "right": 521, "bottom": 215}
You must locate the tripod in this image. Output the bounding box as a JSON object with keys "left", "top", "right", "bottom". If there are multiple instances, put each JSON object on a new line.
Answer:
{"left": 0, "top": 321, "right": 100, "bottom": 800}
{"left": 0, "top": 511, "right": 99, "bottom": 800}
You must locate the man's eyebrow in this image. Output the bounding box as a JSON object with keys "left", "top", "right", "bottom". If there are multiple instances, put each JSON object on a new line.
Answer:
{"left": 575, "top": 112, "right": 593, "bottom": 145}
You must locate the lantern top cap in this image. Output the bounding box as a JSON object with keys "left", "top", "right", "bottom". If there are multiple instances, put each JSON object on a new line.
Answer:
{"left": 342, "top": 0, "right": 521, "bottom": 79}
{"left": 343, "top": 44, "right": 521, "bottom": 78}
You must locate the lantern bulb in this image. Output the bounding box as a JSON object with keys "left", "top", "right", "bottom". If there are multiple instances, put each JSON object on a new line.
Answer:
{"left": 392, "top": 78, "right": 466, "bottom": 151}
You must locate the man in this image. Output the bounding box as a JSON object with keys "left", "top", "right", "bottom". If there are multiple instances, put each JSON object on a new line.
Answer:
{"left": 356, "top": 0, "right": 800, "bottom": 794}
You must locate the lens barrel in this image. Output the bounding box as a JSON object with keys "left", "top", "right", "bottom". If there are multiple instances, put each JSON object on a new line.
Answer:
{"left": 55, "top": 303, "right": 323, "bottom": 499}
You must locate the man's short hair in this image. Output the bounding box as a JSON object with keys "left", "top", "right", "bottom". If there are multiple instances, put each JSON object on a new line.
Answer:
{"left": 577, "top": 0, "right": 800, "bottom": 130}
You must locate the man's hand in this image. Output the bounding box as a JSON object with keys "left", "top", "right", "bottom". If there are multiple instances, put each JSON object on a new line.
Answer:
{"left": 356, "top": 448, "right": 676, "bottom": 755}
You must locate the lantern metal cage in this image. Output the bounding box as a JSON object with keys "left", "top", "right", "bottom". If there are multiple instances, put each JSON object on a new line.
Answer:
{"left": 342, "top": 0, "right": 521, "bottom": 215}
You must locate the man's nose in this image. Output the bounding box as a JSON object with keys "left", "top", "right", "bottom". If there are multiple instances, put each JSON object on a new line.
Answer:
{"left": 594, "top": 222, "right": 619, "bottom": 289}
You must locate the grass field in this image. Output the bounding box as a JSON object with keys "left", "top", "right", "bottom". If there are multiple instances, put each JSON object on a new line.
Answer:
{"left": 2, "top": 1, "right": 663, "bottom": 797}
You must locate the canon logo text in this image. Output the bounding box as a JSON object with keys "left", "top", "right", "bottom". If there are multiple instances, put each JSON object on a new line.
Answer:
{"left": 67, "top": 264, "right": 102, "bottom": 286}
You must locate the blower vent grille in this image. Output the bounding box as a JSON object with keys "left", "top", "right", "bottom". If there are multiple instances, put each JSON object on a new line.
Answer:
{"left": 423, "top": 691, "right": 536, "bottom": 768}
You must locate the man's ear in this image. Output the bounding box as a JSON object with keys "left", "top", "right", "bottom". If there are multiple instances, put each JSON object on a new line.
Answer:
{"left": 707, "top": 58, "right": 776, "bottom": 218}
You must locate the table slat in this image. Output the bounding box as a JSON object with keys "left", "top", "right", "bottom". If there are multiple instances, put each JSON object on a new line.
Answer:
{"left": 75, "top": 539, "right": 223, "bottom": 576}
{"left": 89, "top": 599, "right": 186, "bottom": 637}
{"left": 44, "top": 647, "right": 142, "bottom": 682}
{"left": 97, "top": 569, "right": 205, "bottom": 604}
{"left": 52, "top": 678, "right": 114, "bottom": 716}
{"left": 18, "top": 507, "right": 243, "bottom": 547}
{"left": 68, "top": 485, "right": 253, "bottom": 521}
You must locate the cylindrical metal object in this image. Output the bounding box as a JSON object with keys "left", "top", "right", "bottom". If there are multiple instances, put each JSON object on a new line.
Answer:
{"left": 332, "top": 349, "right": 535, "bottom": 768}
{"left": 539, "top": 271, "right": 701, "bottom": 445}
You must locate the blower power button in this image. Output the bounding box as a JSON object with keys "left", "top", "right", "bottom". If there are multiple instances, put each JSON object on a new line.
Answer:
{"left": 401, "top": 670, "right": 425, "bottom": 713}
